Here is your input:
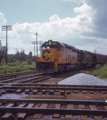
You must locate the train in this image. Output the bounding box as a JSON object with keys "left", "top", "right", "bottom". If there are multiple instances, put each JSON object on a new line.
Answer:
{"left": 36, "top": 40, "right": 107, "bottom": 73}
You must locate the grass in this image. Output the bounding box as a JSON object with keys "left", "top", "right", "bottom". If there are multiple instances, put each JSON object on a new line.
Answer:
{"left": 92, "top": 63, "right": 107, "bottom": 79}
{"left": 0, "top": 60, "right": 36, "bottom": 74}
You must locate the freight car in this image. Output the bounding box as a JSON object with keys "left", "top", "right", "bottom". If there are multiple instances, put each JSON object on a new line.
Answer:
{"left": 94, "top": 53, "right": 107, "bottom": 65}
{"left": 36, "top": 40, "right": 107, "bottom": 73}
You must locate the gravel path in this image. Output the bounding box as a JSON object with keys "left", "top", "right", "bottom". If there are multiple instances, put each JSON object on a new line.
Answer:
{"left": 58, "top": 73, "right": 107, "bottom": 86}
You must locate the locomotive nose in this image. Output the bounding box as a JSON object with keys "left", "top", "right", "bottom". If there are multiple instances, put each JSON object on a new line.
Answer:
{"left": 42, "top": 50, "right": 51, "bottom": 62}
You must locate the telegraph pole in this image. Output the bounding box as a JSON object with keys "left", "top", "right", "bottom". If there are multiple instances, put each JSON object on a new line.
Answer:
{"left": 32, "top": 32, "right": 42, "bottom": 62}
{"left": 2, "top": 25, "right": 12, "bottom": 65}
{"left": 35, "top": 32, "right": 38, "bottom": 58}
{"left": 32, "top": 41, "right": 36, "bottom": 61}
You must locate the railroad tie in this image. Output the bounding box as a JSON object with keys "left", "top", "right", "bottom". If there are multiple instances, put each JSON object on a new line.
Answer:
{"left": 1, "top": 113, "right": 13, "bottom": 120}
{"left": 40, "top": 103, "right": 47, "bottom": 108}
{"left": 33, "top": 89, "right": 38, "bottom": 95}
{"left": 101, "top": 91, "right": 106, "bottom": 94}
{"left": 78, "top": 105, "right": 85, "bottom": 109}
{"left": 5, "top": 103, "right": 14, "bottom": 107}
{"left": 16, "top": 89, "right": 22, "bottom": 94}
{"left": 90, "top": 91, "right": 94, "bottom": 94}
{"left": 54, "top": 90, "right": 60, "bottom": 96}
{"left": 25, "top": 89, "right": 30, "bottom": 94}
{"left": 33, "top": 103, "right": 48, "bottom": 119}
{"left": 33, "top": 113, "right": 42, "bottom": 119}
{"left": 60, "top": 90, "right": 65, "bottom": 95}
{"left": 26, "top": 103, "right": 34, "bottom": 108}
{"left": 94, "top": 116, "right": 103, "bottom": 120}
{"left": 49, "top": 90, "right": 54, "bottom": 95}
{"left": 82, "top": 91, "right": 87, "bottom": 94}
{"left": 42, "top": 89, "right": 47, "bottom": 94}
{"left": 66, "top": 90, "right": 71, "bottom": 94}
{"left": 89, "top": 105, "right": 97, "bottom": 110}
{"left": 73, "top": 91, "right": 79, "bottom": 93}
{"left": 2, "top": 90, "right": 6, "bottom": 94}
{"left": 104, "top": 106, "right": 107, "bottom": 110}
{"left": 81, "top": 115, "right": 88, "bottom": 120}
{"left": 17, "top": 103, "right": 34, "bottom": 120}
{"left": 1, "top": 103, "right": 14, "bottom": 120}
{"left": 17, "top": 103, "right": 26, "bottom": 108}
{"left": 65, "top": 104, "right": 73, "bottom": 119}
{"left": 53, "top": 104, "right": 60, "bottom": 118}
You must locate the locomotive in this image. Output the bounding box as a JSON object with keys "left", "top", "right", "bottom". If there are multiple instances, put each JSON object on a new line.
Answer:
{"left": 36, "top": 40, "right": 107, "bottom": 73}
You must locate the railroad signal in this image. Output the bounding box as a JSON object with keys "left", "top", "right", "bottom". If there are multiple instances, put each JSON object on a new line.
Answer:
{"left": 1, "top": 25, "right": 12, "bottom": 65}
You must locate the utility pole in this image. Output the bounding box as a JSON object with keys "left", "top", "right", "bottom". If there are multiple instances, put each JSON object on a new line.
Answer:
{"left": 35, "top": 32, "right": 38, "bottom": 58}
{"left": 32, "top": 41, "right": 36, "bottom": 61}
{"left": 2, "top": 25, "right": 12, "bottom": 65}
{"left": 32, "top": 32, "right": 42, "bottom": 62}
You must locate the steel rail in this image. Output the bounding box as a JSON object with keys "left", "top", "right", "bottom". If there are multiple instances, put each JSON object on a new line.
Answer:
{"left": 11, "top": 83, "right": 107, "bottom": 88}
{"left": 0, "top": 98, "right": 106, "bottom": 105}
{"left": 2, "top": 84, "right": 107, "bottom": 91}
{"left": 0, "top": 73, "right": 45, "bottom": 83}
{"left": 0, "top": 71, "right": 36, "bottom": 79}
{"left": 16, "top": 75, "right": 50, "bottom": 83}
{"left": 0, "top": 107, "right": 107, "bottom": 115}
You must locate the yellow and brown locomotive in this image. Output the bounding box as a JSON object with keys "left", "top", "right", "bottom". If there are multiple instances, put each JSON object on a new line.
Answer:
{"left": 36, "top": 40, "right": 107, "bottom": 73}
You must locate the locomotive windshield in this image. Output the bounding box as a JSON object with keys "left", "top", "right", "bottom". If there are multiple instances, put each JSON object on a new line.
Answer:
{"left": 41, "top": 40, "right": 62, "bottom": 50}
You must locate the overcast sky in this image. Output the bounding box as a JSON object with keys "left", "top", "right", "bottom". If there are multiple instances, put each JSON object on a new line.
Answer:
{"left": 0, "top": 0, "right": 107, "bottom": 55}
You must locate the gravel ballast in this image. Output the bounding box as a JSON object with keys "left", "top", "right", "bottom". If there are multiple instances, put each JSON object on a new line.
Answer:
{"left": 58, "top": 73, "right": 107, "bottom": 86}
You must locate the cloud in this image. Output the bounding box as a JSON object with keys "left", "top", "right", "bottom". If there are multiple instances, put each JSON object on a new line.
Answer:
{"left": 1, "top": 3, "right": 97, "bottom": 54}
{"left": 49, "top": 15, "right": 61, "bottom": 22}
{"left": 1, "top": 1, "right": 107, "bottom": 55}
{"left": 0, "top": 12, "right": 7, "bottom": 25}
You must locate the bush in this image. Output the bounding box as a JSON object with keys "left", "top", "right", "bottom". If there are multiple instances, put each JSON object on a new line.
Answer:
{"left": 92, "top": 63, "right": 107, "bottom": 79}
{"left": 27, "top": 59, "right": 32, "bottom": 65}
{"left": 95, "top": 64, "right": 102, "bottom": 70}
{"left": 0, "top": 60, "right": 35, "bottom": 74}
{"left": 1, "top": 58, "right": 6, "bottom": 65}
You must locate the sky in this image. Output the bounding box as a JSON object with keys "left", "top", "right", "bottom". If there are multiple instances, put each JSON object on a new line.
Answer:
{"left": 0, "top": 0, "right": 107, "bottom": 55}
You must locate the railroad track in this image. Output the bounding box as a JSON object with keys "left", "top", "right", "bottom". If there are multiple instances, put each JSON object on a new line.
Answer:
{"left": 0, "top": 98, "right": 107, "bottom": 119}
{"left": 0, "top": 72, "right": 107, "bottom": 119}
{"left": 8, "top": 83, "right": 107, "bottom": 90}
{"left": 2, "top": 83, "right": 107, "bottom": 92}
{"left": 0, "top": 71, "right": 36, "bottom": 81}
{"left": 0, "top": 74, "right": 50, "bottom": 84}
{"left": 0, "top": 83, "right": 107, "bottom": 100}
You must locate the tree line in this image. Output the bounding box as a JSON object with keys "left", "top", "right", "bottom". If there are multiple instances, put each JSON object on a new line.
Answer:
{"left": 0, "top": 50, "right": 34, "bottom": 65}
